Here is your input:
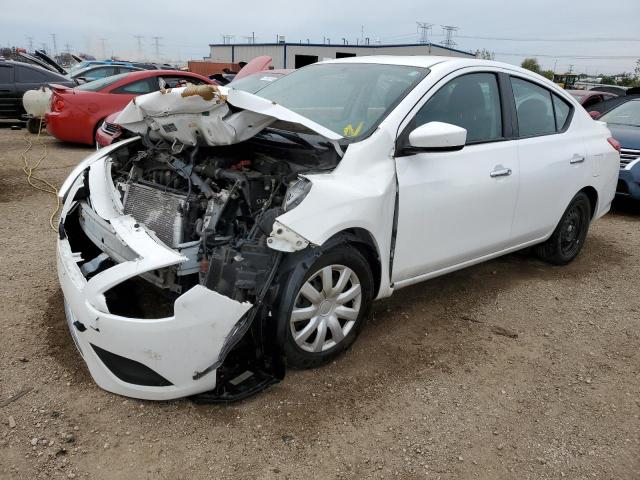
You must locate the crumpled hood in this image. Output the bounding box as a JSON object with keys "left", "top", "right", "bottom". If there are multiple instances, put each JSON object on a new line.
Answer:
{"left": 115, "top": 86, "right": 343, "bottom": 147}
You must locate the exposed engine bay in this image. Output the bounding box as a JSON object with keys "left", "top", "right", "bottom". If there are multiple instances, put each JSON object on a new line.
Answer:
{"left": 106, "top": 133, "right": 336, "bottom": 301}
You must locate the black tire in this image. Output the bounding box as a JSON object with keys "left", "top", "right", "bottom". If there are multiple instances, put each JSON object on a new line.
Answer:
{"left": 535, "top": 192, "right": 591, "bottom": 265}
{"left": 27, "top": 118, "right": 42, "bottom": 134}
{"left": 277, "top": 244, "right": 374, "bottom": 369}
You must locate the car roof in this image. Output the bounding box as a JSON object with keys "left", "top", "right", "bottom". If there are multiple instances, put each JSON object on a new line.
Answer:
{"left": 0, "top": 59, "right": 68, "bottom": 79}
{"left": 319, "top": 55, "right": 543, "bottom": 77}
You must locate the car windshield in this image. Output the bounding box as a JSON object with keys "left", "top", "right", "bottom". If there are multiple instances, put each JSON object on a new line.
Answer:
{"left": 74, "top": 73, "right": 129, "bottom": 92}
{"left": 600, "top": 100, "right": 640, "bottom": 127}
{"left": 256, "top": 63, "right": 429, "bottom": 139}
{"left": 67, "top": 62, "right": 93, "bottom": 74}
{"left": 230, "top": 72, "right": 285, "bottom": 94}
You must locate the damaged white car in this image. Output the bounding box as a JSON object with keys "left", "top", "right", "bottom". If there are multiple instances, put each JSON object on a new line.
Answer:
{"left": 57, "top": 57, "right": 619, "bottom": 401}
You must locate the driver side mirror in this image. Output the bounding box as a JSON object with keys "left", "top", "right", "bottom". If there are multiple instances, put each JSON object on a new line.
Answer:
{"left": 407, "top": 121, "right": 467, "bottom": 153}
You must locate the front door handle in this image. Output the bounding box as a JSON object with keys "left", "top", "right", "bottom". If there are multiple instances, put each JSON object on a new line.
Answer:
{"left": 490, "top": 167, "right": 512, "bottom": 178}
{"left": 570, "top": 154, "right": 585, "bottom": 164}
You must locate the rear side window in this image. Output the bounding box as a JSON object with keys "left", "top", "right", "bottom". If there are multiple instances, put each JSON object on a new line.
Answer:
{"left": 0, "top": 65, "right": 12, "bottom": 83}
{"left": 411, "top": 72, "right": 503, "bottom": 143}
{"left": 553, "top": 95, "right": 571, "bottom": 130}
{"left": 15, "top": 65, "right": 52, "bottom": 83}
{"left": 511, "top": 77, "right": 572, "bottom": 136}
{"left": 112, "top": 78, "right": 158, "bottom": 94}
{"left": 511, "top": 77, "right": 556, "bottom": 137}
{"left": 161, "top": 76, "right": 208, "bottom": 88}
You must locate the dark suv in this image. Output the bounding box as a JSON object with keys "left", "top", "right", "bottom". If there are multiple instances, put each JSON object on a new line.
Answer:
{"left": 0, "top": 60, "right": 75, "bottom": 121}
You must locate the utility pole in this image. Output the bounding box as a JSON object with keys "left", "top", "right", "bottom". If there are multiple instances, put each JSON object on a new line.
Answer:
{"left": 134, "top": 35, "right": 144, "bottom": 59}
{"left": 100, "top": 38, "right": 107, "bottom": 59}
{"left": 26, "top": 36, "right": 34, "bottom": 51}
{"left": 65, "top": 43, "right": 72, "bottom": 54}
{"left": 152, "top": 36, "right": 162, "bottom": 59}
{"left": 416, "top": 22, "right": 433, "bottom": 44}
{"left": 440, "top": 25, "right": 459, "bottom": 49}
{"left": 568, "top": 64, "right": 574, "bottom": 74}
{"left": 50, "top": 33, "right": 58, "bottom": 57}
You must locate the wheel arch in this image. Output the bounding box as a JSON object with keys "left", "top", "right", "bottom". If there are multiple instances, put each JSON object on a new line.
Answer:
{"left": 579, "top": 185, "right": 598, "bottom": 220}
{"left": 322, "top": 228, "right": 382, "bottom": 299}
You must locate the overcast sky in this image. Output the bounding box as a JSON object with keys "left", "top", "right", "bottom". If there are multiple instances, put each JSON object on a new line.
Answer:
{"left": 2, "top": 0, "right": 638, "bottom": 74}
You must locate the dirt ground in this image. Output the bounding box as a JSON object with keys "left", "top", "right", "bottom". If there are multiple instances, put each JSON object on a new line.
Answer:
{"left": 0, "top": 126, "right": 638, "bottom": 480}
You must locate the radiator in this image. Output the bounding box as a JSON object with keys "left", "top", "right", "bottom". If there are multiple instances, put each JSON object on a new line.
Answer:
{"left": 123, "top": 182, "right": 186, "bottom": 248}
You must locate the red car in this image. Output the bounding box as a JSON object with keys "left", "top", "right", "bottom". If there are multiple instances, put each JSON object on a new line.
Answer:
{"left": 46, "top": 70, "right": 213, "bottom": 145}
{"left": 567, "top": 89, "right": 617, "bottom": 109}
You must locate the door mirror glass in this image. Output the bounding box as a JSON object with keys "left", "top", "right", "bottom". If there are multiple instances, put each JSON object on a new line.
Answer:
{"left": 408, "top": 121, "right": 467, "bottom": 151}
{"left": 588, "top": 110, "right": 601, "bottom": 120}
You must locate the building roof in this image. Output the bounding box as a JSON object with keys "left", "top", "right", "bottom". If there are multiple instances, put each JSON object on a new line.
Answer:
{"left": 207, "top": 42, "right": 474, "bottom": 57}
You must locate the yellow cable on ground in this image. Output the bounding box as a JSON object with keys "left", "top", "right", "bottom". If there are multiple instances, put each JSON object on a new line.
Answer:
{"left": 20, "top": 118, "right": 60, "bottom": 231}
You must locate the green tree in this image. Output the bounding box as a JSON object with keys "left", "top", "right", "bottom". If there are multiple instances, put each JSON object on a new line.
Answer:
{"left": 541, "top": 70, "right": 555, "bottom": 80}
{"left": 521, "top": 58, "right": 542, "bottom": 74}
{"left": 600, "top": 75, "right": 616, "bottom": 85}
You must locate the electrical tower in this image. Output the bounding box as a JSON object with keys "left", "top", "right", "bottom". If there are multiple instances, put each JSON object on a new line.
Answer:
{"left": 65, "top": 43, "right": 72, "bottom": 54}
{"left": 26, "top": 36, "right": 34, "bottom": 51}
{"left": 416, "top": 22, "right": 433, "bottom": 44}
{"left": 221, "top": 35, "right": 234, "bottom": 45}
{"left": 440, "top": 25, "right": 459, "bottom": 49}
{"left": 134, "top": 35, "right": 144, "bottom": 59}
{"left": 50, "top": 33, "right": 58, "bottom": 57}
{"left": 152, "top": 36, "right": 162, "bottom": 59}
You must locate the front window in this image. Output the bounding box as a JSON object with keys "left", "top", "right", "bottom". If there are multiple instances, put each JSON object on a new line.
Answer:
{"left": 256, "top": 63, "right": 428, "bottom": 139}
{"left": 600, "top": 100, "right": 640, "bottom": 127}
{"left": 407, "top": 72, "right": 503, "bottom": 144}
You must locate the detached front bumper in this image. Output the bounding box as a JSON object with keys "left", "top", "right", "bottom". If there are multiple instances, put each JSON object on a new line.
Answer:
{"left": 56, "top": 143, "right": 252, "bottom": 400}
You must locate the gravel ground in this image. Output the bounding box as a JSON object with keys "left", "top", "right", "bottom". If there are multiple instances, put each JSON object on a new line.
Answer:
{"left": 1, "top": 126, "right": 639, "bottom": 479}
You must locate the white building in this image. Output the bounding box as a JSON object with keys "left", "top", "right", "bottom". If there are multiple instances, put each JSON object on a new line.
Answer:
{"left": 206, "top": 41, "right": 475, "bottom": 69}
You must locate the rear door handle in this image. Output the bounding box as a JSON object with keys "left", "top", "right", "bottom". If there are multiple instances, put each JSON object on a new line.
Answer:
{"left": 570, "top": 154, "right": 585, "bottom": 164}
{"left": 490, "top": 168, "right": 512, "bottom": 178}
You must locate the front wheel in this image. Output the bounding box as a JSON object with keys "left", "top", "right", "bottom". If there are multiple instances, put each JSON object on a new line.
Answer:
{"left": 278, "top": 245, "right": 374, "bottom": 369}
{"left": 535, "top": 192, "right": 591, "bottom": 265}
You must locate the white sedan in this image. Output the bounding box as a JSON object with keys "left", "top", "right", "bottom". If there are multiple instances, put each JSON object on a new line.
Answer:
{"left": 56, "top": 56, "right": 619, "bottom": 401}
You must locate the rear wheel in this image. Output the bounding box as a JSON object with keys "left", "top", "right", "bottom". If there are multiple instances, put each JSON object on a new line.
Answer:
{"left": 279, "top": 245, "right": 373, "bottom": 369}
{"left": 535, "top": 192, "right": 591, "bottom": 265}
{"left": 27, "top": 118, "right": 42, "bottom": 134}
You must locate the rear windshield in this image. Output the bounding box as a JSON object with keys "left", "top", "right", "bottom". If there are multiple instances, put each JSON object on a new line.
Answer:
{"left": 75, "top": 73, "right": 129, "bottom": 92}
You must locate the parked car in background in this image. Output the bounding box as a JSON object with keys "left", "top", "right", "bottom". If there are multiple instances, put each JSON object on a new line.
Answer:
{"left": 95, "top": 59, "right": 286, "bottom": 147}
{"left": 0, "top": 60, "right": 75, "bottom": 127}
{"left": 70, "top": 64, "right": 143, "bottom": 83}
{"left": 46, "top": 70, "right": 213, "bottom": 145}
{"left": 597, "top": 98, "right": 640, "bottom": 200}
{"left": 227, "top": 69, "right": 293, "bottom": 94}
{"left": 590, "top": 85, "right": 627, "bottom": 96}
{"left": 58, "top": 57, "right": 618, "bottom": 401}
{"left": 567, "top": 89, "right": 617, "bottom": 109}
